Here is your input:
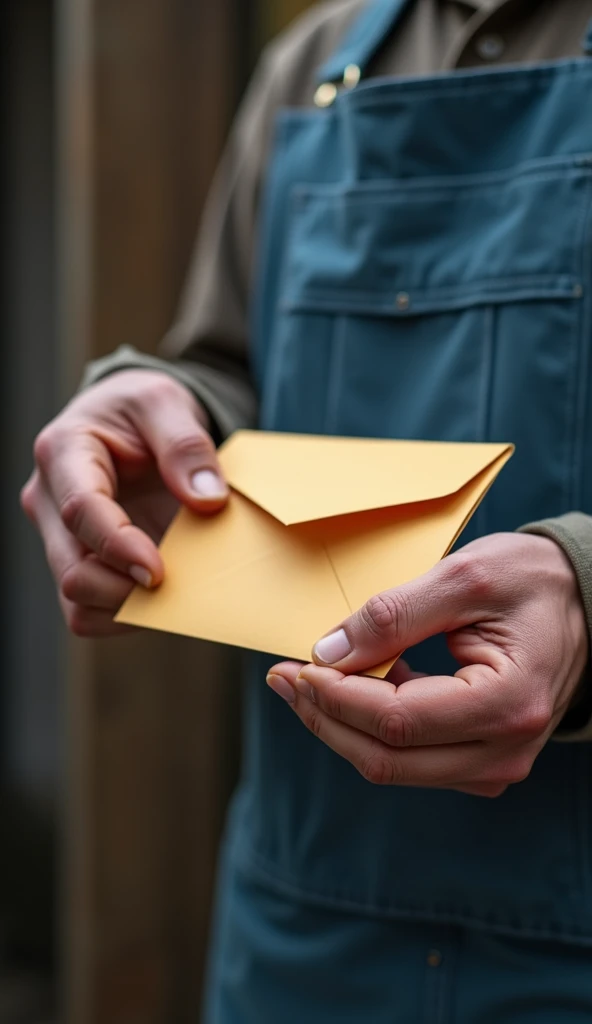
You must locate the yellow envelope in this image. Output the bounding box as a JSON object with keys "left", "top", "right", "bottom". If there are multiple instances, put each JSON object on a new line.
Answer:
{"left": 117, "top": 432, "right": 513, "bottom": 676}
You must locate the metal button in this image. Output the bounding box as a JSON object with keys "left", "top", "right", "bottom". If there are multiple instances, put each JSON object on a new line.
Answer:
{"left": 427, "top": 950, "right": 443, "bottom": 968}
{"left": 343, "top": 63, "right": 361, "bottom": 88}
{"left": 314, "top": 82, "right": 338, "bottom": 108}
{"left": 396, "top": 291, "right": 410, "bottom": 311}
{"left": 475, "top": 34, "right": 505, "bottom": 61}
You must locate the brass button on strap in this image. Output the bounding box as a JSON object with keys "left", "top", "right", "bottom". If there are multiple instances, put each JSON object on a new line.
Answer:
{"left": 314, "top": 82, "right": 338, "bottom": 108}
{"left": 343, "top": 63, "right": 361, "bottom": 88}
{"left": 314, "top": 63, "right": 362, "bottom": 107}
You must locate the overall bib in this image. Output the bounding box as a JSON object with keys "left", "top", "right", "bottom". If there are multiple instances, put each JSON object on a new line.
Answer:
{"left": 205, "top": 2, "right": 592, "bottom": 1019}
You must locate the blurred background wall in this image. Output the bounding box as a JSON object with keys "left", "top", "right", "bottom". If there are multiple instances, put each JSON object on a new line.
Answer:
{"left": 3, "top": 1, "right": 313, "bottom": 1021}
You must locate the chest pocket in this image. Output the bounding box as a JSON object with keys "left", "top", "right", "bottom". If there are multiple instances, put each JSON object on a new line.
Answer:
{"left": 264, "top": 157, "right": 592, "bottom": 527}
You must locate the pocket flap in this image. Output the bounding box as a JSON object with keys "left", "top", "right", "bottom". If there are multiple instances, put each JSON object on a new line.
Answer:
{"left": 281, "top": 161, "right": 589, "bottom": 316}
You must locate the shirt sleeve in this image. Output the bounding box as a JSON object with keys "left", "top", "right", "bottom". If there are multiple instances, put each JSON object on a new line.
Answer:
{"left": 81, "top": 0, "right": 366, "bottom": 440}
{"left": 82, "top": 44, "right": 282, "bottom": 442}
{"left": 518, "top": 512, "right": 592, "bottom": 741}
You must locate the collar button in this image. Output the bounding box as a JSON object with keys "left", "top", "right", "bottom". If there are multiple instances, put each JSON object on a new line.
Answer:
{"left": 475, "top": 34, "right": 505, "bottom": 61}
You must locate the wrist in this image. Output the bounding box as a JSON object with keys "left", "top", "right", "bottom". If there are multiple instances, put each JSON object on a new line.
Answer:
{"left": 518, "top": 516, "right": 592, "bottom": 736}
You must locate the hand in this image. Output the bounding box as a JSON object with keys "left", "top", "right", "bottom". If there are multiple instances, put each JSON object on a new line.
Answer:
{"left": 22, "top": 370, "right": 228, "bottom": 637}
{"left": 268, "top": 533, "right": 589, "bottom": 797}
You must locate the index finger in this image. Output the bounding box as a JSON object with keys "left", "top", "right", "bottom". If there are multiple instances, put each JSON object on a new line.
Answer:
{"left": 289, "top": 663, "right": 497, "bottom": 747}
{"left": 37, "top": 430, "right": 163, "bottom": 585}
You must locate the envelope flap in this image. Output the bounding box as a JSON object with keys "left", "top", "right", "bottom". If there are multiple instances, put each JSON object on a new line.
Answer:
{"left": 219, "top": 432, "right": 514, "bottom": 525}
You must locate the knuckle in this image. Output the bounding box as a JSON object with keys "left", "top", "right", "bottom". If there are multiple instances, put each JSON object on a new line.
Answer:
{"left": 96, "top": 528, "right": 124, "bottom": 566}
{"left": 506, "top": 755, "right": 535, "bottom": 785}
{"left": 487, "top": 754, "right": 534, "bottom": 787}
{"left": 33, "top": 427, "right": 58, "bottom": 470}
{"left": 320, "top": 689, "right": 343, "bottom": 722}
{"left": 374, "top": 705, "right": 415, "bottom": 747}
{"left": 305, "top": 705, "right": 325, "bottom": 740}
{"left": 442, "top": 552, "right": 492, "bottom": 601}
{"left": 20, "top": 479, "right": 38, "bottom": 521}
{"left": 59, "top": 491, "right": 90, "bottom": 534}
{"left": 484, "top": 785, "right": 509, "bottom": 799}
{"left": 124, "top": 374, "right": 190, "bottom": 422}
{"left": 499, "top": 700, "right": 553, "bottom": 742}
{"left": 361, "top": 590, "right": 411, "bottom": 640}
{"left": 134, "top": 372, "right": 182, "bottom": 407}
{"left": 165, "top": 431, "right": 214, "bottom": 462}
{"left": 516, "top": 703, "right": 553, "bottom": 740}
{"left": 132, "top": 374, "right": 206, "bottom": 428}
{"left": 359, "top": 748, "right": 401, "bottom": 786}
{"left": 60, "top": 563, "right": 82, "bottom": 602}
{"left": 68, "top": 606, "right": 94, "bottom": 638}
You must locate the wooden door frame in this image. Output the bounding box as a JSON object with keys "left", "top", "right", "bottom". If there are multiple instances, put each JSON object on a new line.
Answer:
{"left": 56, "top": 1, "right": 242, "bottom": 1020}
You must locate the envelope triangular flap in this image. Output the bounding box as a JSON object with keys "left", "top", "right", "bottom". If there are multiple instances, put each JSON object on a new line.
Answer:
{"left": 219, "top": 431, "right": 513, "bottom": 526}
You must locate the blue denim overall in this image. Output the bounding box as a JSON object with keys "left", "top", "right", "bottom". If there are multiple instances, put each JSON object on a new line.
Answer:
{"left": 205, "top": 2, "right": 592, "bottom": 1019}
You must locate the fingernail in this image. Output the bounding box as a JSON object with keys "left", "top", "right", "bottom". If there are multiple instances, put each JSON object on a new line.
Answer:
{"left": 295, "top": 673, "right": 316, "bottom": 702}
{"left": 130, "top": 565, "right": 152, "bottom": 588}
{"left": 192, "top": 469, "right": 228, "bottom": 499}
{"left": 313, "top": 628, "right": 351, "bottom": 665}
{"left": 266, "top": 673, "right": 295, "bottom": 705}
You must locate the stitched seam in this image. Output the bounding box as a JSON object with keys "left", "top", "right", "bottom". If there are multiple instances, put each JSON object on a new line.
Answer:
{"left": 233, "top": 844, "right": 592, "bottom": 948}
{"left": 580, "top": 748, "right": 592, "bottom": 906}
{"left": 571, "top": 176, "right": 592, "bottom": 510}
{"left": 287, "top": 276, "right": 578, "bottom": 298}
{"left": 474, "top": 306, "right": 495, "bottom": 539}
{"left": 281, "top": 283, "right": 581, "bottom": 316}
{"left": 324, "top": 312, "right": 346, "bottom": 433}
{"left": 348, "top": 60, "right": 592, "bottom": 108}
{"left": 258, "top": 175, "right": 301, "bottom": 425}
{"left": 294, "top": 165, "right": 592, "bottom": 199}
{"left": 480, "top": 306, "right": 495, "bottom": 444}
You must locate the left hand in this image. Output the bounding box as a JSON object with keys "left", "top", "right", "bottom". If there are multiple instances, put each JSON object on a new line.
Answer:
{"left": 267, "top": 533, "right": 589, "bottom": 797}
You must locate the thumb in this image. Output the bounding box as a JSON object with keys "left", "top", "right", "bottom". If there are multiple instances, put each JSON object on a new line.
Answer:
{"left": 130, "top": 380, "right": 229, "bottom": 512}
{"left": 312, "top": 554, "right": 483, "bottom": 673}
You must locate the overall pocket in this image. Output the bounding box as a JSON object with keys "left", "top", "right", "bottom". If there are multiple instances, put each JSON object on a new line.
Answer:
{"left": 264, "top": 158, "right": 592, "bottom": 529}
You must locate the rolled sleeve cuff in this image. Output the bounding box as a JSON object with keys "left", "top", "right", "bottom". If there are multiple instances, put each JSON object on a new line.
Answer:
{"left": 518, "top": 513, "right": 592, "bottom": 742}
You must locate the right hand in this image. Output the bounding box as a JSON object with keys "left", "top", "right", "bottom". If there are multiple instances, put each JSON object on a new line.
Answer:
{"left": 21, "top": 370, "right": 229, "bottom": 638}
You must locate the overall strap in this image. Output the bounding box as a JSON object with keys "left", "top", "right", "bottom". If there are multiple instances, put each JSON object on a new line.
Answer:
{"left": 316, "top": 4, "right": 592, "bottom": 100}
{"left": 316, "top": 0, "right": 414, "bottom": 86}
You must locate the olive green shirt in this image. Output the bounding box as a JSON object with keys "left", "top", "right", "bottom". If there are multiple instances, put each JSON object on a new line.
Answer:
{"left": 84, "top": 0, "right": 592, "bottom": 738}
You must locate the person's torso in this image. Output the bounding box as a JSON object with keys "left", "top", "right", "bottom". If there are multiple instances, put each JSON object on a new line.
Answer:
{"left": 228, "top": 0, "right": 592, "bottom": 944}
